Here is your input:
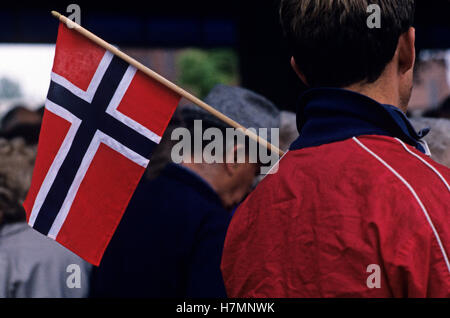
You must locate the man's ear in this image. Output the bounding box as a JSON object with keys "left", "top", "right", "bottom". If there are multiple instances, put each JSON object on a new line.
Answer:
{"left": 291, "top": 57, "right": 309, "bottom": 86}
{"left": 224, "top": 161, "right": 236, "bottom": 177}
{"left": 224, "top": 144, "right": 244, "bottom": 176}
{"left": 397, "top": 27, "right": 416, "bottom": 75}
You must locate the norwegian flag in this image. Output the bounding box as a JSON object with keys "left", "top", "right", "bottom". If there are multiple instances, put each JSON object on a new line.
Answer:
{"left": 23, "top": 23, "right": 180, "bottom": 265}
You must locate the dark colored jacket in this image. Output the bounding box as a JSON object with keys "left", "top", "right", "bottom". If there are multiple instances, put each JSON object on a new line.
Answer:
{"left": 90, "top": 163, "right": 230, "bottom": 297}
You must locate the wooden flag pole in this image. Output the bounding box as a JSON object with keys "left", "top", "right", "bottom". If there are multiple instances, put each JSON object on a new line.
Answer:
{"left": 50, "top": 11, "right": 284, "bottom": 157}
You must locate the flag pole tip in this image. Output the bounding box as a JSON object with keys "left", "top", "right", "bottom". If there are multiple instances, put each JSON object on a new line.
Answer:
{"left": 51, "top": 11, "right": 61, "bottom": 19}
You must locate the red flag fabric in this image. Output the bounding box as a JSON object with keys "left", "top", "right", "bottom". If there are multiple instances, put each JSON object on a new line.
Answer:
{"left": 23, "top": 23, "right": 180, "bottom": 266}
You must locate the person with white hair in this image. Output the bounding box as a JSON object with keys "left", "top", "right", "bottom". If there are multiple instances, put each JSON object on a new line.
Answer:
{"left": 0, "top": 137, "right": 91, "bottom": 298}
{"left": 410, "top": 117, "right": 450, "bottom": 168}
{"left": 89, "top": 84, "right": 280, "bottom": 298}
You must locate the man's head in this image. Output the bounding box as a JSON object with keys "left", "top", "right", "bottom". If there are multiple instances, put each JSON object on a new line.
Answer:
{"left": 0, "top": 105, "right": 43, "bottom": 145}
{"left": 0, "top": 138, "right": 36, "bottom": 226}
{"left": 280, "top": 0, "right": 416, "bottom": 110}
{"left": 177, "top": 85, "right": 280, "bottom": 210}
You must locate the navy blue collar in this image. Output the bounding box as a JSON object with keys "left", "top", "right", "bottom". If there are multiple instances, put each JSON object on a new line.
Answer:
{"left": 290, "top": 88, "right": 429, "bottom": 153}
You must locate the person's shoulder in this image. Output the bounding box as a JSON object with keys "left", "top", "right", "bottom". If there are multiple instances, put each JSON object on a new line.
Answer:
{"left": 278, "top": 135, "right": 449, "bottom": 187}
{"left": 243, "top": 135, "right": 448, "bottom": 214}
{"left": 0, "top": 223, "right": 91, "bottom": 297}
{"left": 253, "top": 137, "right": 388, "bottom": 193}
{"left": 1, "top": 222, "right": 89, "bottom": 267}
{"left": 355, "top": 135, "right": 450, "bottom": 188}
{"left": 143, "top": 164, "right": 228, "bottom": 222}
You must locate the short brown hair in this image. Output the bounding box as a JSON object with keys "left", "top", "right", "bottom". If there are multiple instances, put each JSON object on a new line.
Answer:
{"left": 280, "top": 0, "right": 415, "bottom": 87}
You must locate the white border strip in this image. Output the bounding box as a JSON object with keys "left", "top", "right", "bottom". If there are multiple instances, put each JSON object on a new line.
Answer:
{"left": 394, "top": 138, "right": 450, "bottom": 192}
{"left": 50, "top": 51, "right": 114, "bottom": 103}
{"left": 105, "top": 65, "right": 162, "bottom": 144}
{"left": 352, "top": 137, "right": 450, "bottom": 274}
{"left": 47, "top": 130, "right": 150, "bottom": 239}
{"left": 28, "top": 100, "right": 82, "bottom": 227}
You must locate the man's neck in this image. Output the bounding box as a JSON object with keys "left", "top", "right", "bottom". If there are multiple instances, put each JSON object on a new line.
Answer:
{"left": 344, "top": 77, "right": 405, "bottom": 112}
{"left": 181, "top": 162, "right": 221, "bottom": 194}
{"left": 181, "top": 161, "right": 229, "bottom": 208}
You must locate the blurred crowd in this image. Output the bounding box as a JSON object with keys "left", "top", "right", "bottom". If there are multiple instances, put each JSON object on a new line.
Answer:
{"left": 0, "top": 83, "right": 449, "bottom": 297}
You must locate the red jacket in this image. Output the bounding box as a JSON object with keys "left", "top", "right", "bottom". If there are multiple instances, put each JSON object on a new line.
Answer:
{"left": 221, "top": 89, "right": 450, "bottom": 297}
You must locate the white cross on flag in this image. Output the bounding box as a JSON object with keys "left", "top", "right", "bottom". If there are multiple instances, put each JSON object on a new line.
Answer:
{"left": 24, "top": 22, "right": 181, "bottom": 265}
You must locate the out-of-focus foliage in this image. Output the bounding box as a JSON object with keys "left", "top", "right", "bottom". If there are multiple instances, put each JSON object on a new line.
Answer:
{"left": 177, "top": 49, "right": 239, "bottom": 99}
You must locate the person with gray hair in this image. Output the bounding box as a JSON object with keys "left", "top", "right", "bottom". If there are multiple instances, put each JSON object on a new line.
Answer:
{"left": 279, "top": 111, "right": 299, "bottom": 151}
{"left": 409, "top": 117, "right": 450, "bottom": 168}
{"left": 0, "top": 138, "right": 91, "bottom": 298}
{"left": 89, "top": 84, "right": 280, "bottom": 298}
